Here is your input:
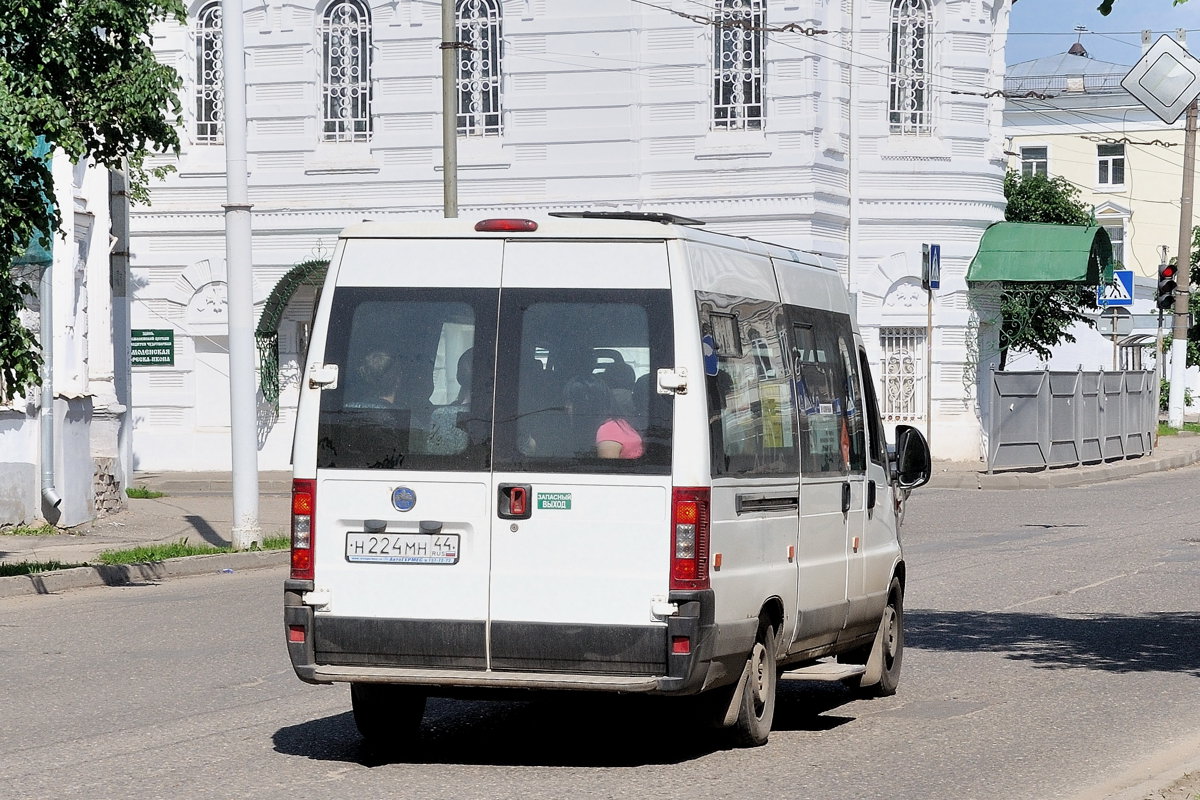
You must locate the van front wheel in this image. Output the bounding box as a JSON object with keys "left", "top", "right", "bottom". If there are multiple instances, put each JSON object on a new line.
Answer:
{"left": 731, "top": 622, "right": 777, "bottom": 747}
{"left": 350, "top": 682, "right": 427, "bottom": 744}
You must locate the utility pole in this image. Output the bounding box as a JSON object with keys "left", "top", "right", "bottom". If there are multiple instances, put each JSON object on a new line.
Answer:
{"left": 222, "top": 0, "right": 261, "bottom": 549}
{"left": 1168, "top": 99, "right": 1197, "bottom": 428}
{"left": 441, "top": 0, "right": 458, "bottom": 218}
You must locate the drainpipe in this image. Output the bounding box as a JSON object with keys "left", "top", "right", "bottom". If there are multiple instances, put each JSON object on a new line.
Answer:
{"left": 39, "top": 262, "right": 62, "bottom": 510}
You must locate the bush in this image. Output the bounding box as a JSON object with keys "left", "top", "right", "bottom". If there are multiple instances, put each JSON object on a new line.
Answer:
{"left": 1160, "top": 379, "right": 1195, "bottom": 412}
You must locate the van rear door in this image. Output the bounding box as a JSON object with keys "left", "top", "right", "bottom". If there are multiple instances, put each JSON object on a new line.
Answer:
{"left": 309, "top": 240, "right": 500, "bottom": 670}
{"left": 487, "top": 241, "right": 676, "bottom": 675}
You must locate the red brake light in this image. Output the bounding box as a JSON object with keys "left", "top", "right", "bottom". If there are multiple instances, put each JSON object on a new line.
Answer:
{"left": 291, "top": 479, "right": 316, "bottom": 581}
{"left": 671, "top": 487, "right": 710, "bottom": 590}
{"left": 475, "top": 218, "right": 538, "bottom": 232}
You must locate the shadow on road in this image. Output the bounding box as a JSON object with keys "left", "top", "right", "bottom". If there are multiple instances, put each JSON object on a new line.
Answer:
{"left": 908, "top": 609, "right": 1200, "bottom": 676}
{"left": 273, "top": 681, "right": 861, "bottom": 767}
{"left": 185, "top": 514, "right": 229, "bottom": 548}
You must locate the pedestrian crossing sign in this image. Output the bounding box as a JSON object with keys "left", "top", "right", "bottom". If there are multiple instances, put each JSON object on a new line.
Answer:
{"left": 1097, "top": 269, "right": 1134, "bottom": 307}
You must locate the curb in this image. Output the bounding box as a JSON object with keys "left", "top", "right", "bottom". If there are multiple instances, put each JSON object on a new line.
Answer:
{"left": 0, "top": 550, "right": 289, "bottom": 599}
{"left": 927, "top": 443, "right": 1200, "bottom": 490}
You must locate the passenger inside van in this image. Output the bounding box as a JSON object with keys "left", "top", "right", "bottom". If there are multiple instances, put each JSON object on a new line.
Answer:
{"left": 564, "top": 375, "right": 643, "bottom": 459}
{"left": 425, "top": 348, "right": 472, "bottom": 455}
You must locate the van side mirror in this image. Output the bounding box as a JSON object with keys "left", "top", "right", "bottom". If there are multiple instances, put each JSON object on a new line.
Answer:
{"left": 893, "top": 424, "right": 931, "bottom": 490}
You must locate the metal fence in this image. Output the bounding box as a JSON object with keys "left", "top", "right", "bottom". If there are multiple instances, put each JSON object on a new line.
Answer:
{"left": 985, "top": 368, "right": 1156, "bottom": 473}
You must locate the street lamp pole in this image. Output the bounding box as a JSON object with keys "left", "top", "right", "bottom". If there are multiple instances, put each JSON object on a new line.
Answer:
{"left": 1167, "top": 99, "right": 1197, "bottom": 428}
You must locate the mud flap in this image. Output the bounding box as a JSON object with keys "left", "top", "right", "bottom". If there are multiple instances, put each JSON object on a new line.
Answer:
{"left": 720, "top": 659, "right": 752, "bottom": 727}
{"left": 860, "top": 610, "right": 888, "bottom": 687}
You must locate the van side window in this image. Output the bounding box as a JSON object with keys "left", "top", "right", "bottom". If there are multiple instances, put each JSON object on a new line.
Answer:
{"left": 698, "top": 294, "right": 798, "bottom": 476}
{"left": 493, "top": 288, "right": 673, "bottom": 474}
{"left": 789, "top": 308, "right": 864, "bottom": 476}
{"left": 859, "top": 348, "right": 887, "bottom": 467}
{"left": 317, "top": 288, "right": 497, "bottom": 470}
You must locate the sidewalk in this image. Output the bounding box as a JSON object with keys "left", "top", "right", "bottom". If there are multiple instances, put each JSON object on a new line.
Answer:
{"left": 0, "top": 471, "right": 292, "bottom": 598}
{"left": 926, "top": 431, "right": 1200, "bottom": 489}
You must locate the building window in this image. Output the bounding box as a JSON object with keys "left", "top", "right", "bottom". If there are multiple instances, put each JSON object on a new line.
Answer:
{"left": 195, "top": 1, "right": 223, "bottom": 144}
{"left": 1101, "top": 221, "right": 1125, "bottom": 266}
{"left": 888, "top": 0, "right": 932, "bottom": 135}
{"left": 880, "top": 327, "right": 925, "bottom": 423}
{"left": 321, "top": 0, "right": 372, "bottom": 143}
{"left": 1098, "top": 143, "right": 1125, "bottom": 186}
{"left": 712, "top": 0, "right": 764, "bottom": 131}
{"left": 457, "top": 0, "right": 502, "bottom": 136}
{"left": 1020, "top": 146, "right": 1048, "bottom": 177}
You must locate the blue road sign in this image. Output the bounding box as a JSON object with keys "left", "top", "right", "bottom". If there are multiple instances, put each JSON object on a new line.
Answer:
{"left": 1097, "top": 269, "right": 1134, "bottom": 307}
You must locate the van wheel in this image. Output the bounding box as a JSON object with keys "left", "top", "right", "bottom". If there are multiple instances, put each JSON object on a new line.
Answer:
{"left": 350, "top": 682, "right": 427, "bottom": 744}
{"left": 730, "top": 622, "right": 778, "bottom": 747}
{"left": 859, "top": 578, "right": 904, "bottom": 697}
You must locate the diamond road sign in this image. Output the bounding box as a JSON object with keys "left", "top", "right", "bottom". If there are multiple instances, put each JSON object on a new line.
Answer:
{"left": 1121, "top": 35, "right": 1200, "bottom": 125}
{"left": 1097, "top": 269, "right": 1134, "bottom": 307}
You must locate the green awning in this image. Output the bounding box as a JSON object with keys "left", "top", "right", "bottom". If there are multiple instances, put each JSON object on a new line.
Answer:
{"left": 966, "top": 222, "right": 1113, "bottom": 284}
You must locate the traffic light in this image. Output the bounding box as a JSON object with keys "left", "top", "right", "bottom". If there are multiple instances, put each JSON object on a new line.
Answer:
{"left": 1157, "top": 262, "right": 1178, "bottom": 310}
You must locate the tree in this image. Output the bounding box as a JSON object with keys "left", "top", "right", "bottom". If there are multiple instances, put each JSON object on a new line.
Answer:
{"left": 997, "top": 171, "right": 1100, "bottom": 370}
{"left": 0, "top": 0, "right": 185, "bottom": 402}
{"left": 1098, "top": 0, "right": 1189, "bottom": 14}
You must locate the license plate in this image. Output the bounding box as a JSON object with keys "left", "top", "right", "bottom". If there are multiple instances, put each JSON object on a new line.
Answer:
{"left": 345, "top": 532, "right": 460, "bottom": 564}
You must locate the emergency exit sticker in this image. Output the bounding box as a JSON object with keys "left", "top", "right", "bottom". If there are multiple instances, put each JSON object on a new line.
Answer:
{"left": 537, "top": 492, "right": 572, "bottom": 510}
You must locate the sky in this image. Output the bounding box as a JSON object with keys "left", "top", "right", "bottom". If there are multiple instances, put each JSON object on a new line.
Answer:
{"left": 1007, "top": 0, "right": 1200, "bottom": 66}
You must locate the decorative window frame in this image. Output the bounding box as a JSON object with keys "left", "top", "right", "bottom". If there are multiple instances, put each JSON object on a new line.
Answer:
{"left": 888, "top": 0, "right": 933, "bottom": 136}
{"left": 457, "top": 0, "right": 503, "bottom": 137}
{"left": 711, "top": 0, "right": 765, "bottom": 132}
{"left": 194, "top": 0, "right": 224, "bottom": 145}
{"left": 320, "top": 0, "right": 373, "bottom": 143}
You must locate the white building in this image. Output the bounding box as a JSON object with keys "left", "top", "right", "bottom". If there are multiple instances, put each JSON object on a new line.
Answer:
{"left": 128, "top": 0, "right": 1012, "bottom": 470}
{"left": 0, "top": 151, "right": 128, "bottom": 527}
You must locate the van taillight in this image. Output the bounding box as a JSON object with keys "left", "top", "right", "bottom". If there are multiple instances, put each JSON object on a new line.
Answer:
{"left": 474, "top": 218, "right": 538, "bottom": 232}
{"left": 671, "top": 487, "right": 710, "bottom": 590}
{"left": 291, "top": 479, "right": 316, "bottom": 581}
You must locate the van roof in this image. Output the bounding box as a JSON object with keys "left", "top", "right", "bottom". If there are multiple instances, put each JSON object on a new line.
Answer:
{"left": 338, "top": 215, "right": 837, "bottom": 272}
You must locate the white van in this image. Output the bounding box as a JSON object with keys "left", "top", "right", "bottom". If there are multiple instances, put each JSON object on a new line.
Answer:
{"left": 284, "top": 212, "right": 930, "bottom": 747}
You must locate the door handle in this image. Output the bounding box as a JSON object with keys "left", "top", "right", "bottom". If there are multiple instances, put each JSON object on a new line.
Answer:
{"left": 867, "top": 480, "right": 877, "bottom": 511}
{"left": 498, "top": 484, "right": 533, "bottom": 520}
{"left": 841, "top": 481, "right": 851, "bottom": 514}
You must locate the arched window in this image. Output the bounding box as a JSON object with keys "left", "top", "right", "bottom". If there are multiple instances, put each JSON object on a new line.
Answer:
{"left": 457, "top": 0, "right": 502, "bottom": 136}
{"left": 888, "top": 0, "right": 932, "bottom": 135}
{"left": 195, "top": 1, "right": 223, "bottom": 144}
{"left": 321, "top": 0, "right": 372, "bottom": 142}
{"left": 712, "top": 0, "right": 764, "bottom": 130}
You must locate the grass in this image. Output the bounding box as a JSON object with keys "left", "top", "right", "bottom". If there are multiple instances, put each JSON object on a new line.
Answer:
{"left": 1158, "top": 421, "right": 1200, "bottom": 436}
{"left": 95, "top": 535, "right": 291, "bottom": 565}
{"left": 125, "top": 486, "right": 166, "bottom": 499}
{"left": 2, "top": 523, "right": 58, "bottom": 536}
{"left": 0, "top": 561, "right": 86, "bottom": 577}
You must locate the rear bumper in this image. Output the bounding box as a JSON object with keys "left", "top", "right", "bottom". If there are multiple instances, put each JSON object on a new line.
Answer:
{"left": 284, "top": 580, "right": 715, "bottom": 694}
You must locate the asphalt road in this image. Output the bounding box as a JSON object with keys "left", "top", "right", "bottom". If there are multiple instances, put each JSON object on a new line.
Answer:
{"left": 1, "top": 467, "right": 1198, "bottom": 800}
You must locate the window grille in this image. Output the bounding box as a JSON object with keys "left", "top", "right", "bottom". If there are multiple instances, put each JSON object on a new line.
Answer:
{"left": 880, "top": 327, "right": 925, "bottom": 423}
{"left": 888, "top": 0, "right": 932, "bottom": 135}
{"left": 712, "top": 0, "right": 764, "bottom": 131}
{"left": 1020, "top": 146, "right": 1048, "bottom": 177}
{"left": 457, "top": 0, "right": 502, "bottom": 136}
{"left": 1101, "top": 221, "right": 1125, "bottom": 265}
{"left": 321, "top": 0, "right": 372, "bottom": 142}
{"left": 1097, "top": 143, "right": 1125, "bottom": 186}
{"left": 195, "top": 1, "right": 224, "bottom": 144}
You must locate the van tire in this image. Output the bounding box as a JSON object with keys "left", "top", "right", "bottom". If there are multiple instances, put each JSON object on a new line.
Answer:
{"left": 856, "top": 577, "right": 904, "bottom": 697}
{"left": 730, "top": 621, "right": 778, "bottom": 747}
{"left": 350, "top": 682, "right": 427, "bottom": 744}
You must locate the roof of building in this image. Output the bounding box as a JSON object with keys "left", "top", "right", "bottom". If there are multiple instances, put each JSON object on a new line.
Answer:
{"left": 1005, "top": 51, "right": 1130, "bottom": 95}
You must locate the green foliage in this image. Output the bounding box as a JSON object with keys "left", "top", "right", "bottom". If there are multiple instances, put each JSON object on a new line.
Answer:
{"left": 998, "top": 172, "right": 1099, "bottom": 369}
{"left": 0, "top": 560, "right": 84, "bottom": 577}
{"left": 0, "top": 0, "right": 186, "bottom": 403}
{"left": 96, "top": 535, "right": 291, "bottom": 564}
{"left": 125, "top": 485, "right": 166, "bottom": 499}
{"left": 1160, "top": 378, "right": 1195, "bottom": 412}
{"left": 1185, "top": 226, "right": 1200, "bottom": 367}
{"left": 2, "top": 522, "right": 57, "bottom": 536}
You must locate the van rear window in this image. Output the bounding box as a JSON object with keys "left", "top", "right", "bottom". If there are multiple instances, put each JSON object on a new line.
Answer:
{"left": 317, "top": 288, "right": 498, "bottom": 471}
{"left": 491, "top": 288, "right": 673, "bottom": 474}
